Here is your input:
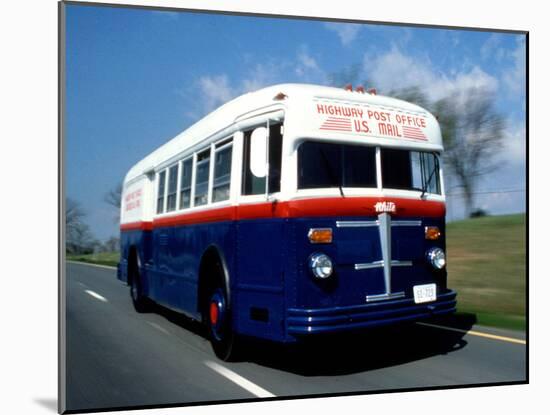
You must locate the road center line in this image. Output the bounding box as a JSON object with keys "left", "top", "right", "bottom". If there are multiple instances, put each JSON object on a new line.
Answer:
{"left": 416, "top": 322, "right": 526, "bottom": 345}
{"left": 204, "top": 361, "right": 275, "bottom": 398}
{"left": 84, "top": 289, "right": 108, "bottom": 303}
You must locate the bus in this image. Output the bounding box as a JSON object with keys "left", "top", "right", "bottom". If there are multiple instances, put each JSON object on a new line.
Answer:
{"left": 118, "top": 83, "right": 457, "bottom": 361}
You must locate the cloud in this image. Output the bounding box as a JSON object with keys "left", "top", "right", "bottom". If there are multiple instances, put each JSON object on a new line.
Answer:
{"left": 189, "top": 62, "right": 284, "bottom": 117}
{"left": 501, "top": 37, "right": 526, "bottom": 97}
{"left": 241, "top": 62, "right": 283, "bottom": 93}
{"left": 296, "top": 51, "right": 319, "bottom": 75}
{"left": 294, "top": 46, "right": 324, "bottom": 81}
{"left": 365, "top": 46, "right": 499, "bottom": 102}
{"left": 499, "top": 120, "right": 526, "bottom": 166}
{"left": 195, "top": 74, "right": 235, "bottom": 114}
{"left": 324, "top": 22, "right": 362, "bottom": 46}
{"left": 188, "top": 46, "right": 328, "bottom": 119}
{"left": 481, "top": 33, "right": 505, "bottom": 61}
{"left": 365, "top": 47, "right": 436, "bottom": 94}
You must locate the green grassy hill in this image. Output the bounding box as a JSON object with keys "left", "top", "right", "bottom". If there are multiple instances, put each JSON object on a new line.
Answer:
{"left": 446, "top": 213, "right": 526, "bottom": 330}
{"left": 66, "top": 251, "right": 119, "bottom": 267}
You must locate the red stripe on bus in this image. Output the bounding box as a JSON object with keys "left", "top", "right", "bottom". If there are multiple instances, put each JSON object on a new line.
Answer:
{"left": 322, "top": 122, "right": 351, "bottom": 126}
{"left": 120, "top": 197, "right": 445, "bottom": 231}
{"left": 153, "top": 206, "right": 237, "bottom": 227}
{"left": 282, "top": 197, "right": 445, "bottom": 218}
{"left": 120, "top": 221, "right": 153, "bottom": 231}
{"left": 323, "top": 120, "right": 351, "bottom": 124}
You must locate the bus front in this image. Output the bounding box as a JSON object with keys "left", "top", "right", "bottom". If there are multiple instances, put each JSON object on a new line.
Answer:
{"left": 281, "top": 93, "right": 457, "bottom": 339}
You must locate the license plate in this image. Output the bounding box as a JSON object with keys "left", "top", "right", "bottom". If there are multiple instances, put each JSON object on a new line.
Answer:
{"left": 413, "top": 283, "right": 437, "bottom": 304}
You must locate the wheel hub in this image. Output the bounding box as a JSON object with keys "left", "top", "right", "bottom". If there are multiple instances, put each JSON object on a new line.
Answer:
{"left": 210, "top": 301, "right": 219, "bottom": 325}
{"left": 209, "top": 290, "right": 226, "bottom": 341}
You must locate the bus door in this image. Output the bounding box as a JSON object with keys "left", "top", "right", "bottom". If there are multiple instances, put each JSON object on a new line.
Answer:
{"left": 235, "top": 120, "right": 286, "bottom": 340}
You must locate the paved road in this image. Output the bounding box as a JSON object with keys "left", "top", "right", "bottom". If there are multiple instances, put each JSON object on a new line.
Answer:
{"left": 64, "top": 261, "right": 526, "bottom": 412}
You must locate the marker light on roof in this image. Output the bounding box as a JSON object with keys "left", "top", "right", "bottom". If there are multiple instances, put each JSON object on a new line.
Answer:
{"left": 273, "top": 92, "right": 288, "bottom": 101}
{"left": 367, "top": 88, "right": 377, "bottom": 95}
{"left": 344, "top": 84, "right": 353, "bottom": 91}
{"left": 356, "top": 86, "right": 365, "bottom": 93}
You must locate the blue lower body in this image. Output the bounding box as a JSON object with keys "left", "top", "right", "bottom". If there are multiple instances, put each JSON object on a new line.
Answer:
{"left": 120, "top": 214, "right": 456, "bottom": 344}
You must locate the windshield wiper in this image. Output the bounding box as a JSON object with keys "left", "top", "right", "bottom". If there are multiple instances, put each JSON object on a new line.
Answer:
{"left": 420, "top": 153, "right": 439, "bottom": 199}
{"left": 320, "top": 148, "right": 345, "bottom": 197}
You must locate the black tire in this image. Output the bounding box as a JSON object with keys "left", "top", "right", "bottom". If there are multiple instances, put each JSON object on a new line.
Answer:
{"left": 206, "top": 280, "right": 240, "bottom": 361}
{"left": 129, "top": 254, "right": 150, "bottom": 313}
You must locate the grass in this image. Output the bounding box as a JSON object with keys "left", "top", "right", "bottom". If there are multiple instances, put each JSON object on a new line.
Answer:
{"left": 66, "top": 214, "right": 527, "bottom": 331}
{"left": 446, "top": 214, "right": 526, "bottom": 331}
{"left": 66, "top": 251, "right": 119, "bottom": 267}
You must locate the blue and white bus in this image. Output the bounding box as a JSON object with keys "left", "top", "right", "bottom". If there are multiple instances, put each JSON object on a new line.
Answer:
{"left": 118, "top": 83, "right": 457, "bottom": 360}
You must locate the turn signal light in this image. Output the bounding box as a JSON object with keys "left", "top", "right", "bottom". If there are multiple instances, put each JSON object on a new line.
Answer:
{"left": 425, "top": 226, "right": 441, "bottom": 240}
{"left": 308, "top": 228, "right": 333, "bottom": 244}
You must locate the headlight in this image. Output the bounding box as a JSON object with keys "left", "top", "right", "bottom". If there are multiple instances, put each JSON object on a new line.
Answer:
{"left": 308, "top": 253, "right": 333, "bottom": 279}
{"left": 426, "top": 247, "right": 446, "bottom": 269}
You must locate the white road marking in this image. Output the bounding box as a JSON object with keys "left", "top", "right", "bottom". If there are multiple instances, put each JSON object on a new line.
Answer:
{"left": 204, "top": 361, "right": 275, "bottom": 398}
{"left": 416, "top": 322, "right": 526, "bottom": 345}
{"left": 147, "top": 321, "right": 170, "bottom": 335}
{"left": 67, "top": 260, "right": 117, "bottom": 270}
{"left": 84, "top": 290, "right": 108, "bottom": 303}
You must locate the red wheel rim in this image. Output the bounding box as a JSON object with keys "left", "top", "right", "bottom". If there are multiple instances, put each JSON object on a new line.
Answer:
{"left": 210, "top": 301, "right": 219, "bottom": 325}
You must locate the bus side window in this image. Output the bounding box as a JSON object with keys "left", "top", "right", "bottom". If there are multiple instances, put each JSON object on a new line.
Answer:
{"left": 194, "top": 149, "right": 210, "bottom": 206}
{"left": 166, "top": 164, "right": 178, "bottom": 212}
{"left": 179, "top": 158, "right": 192, "bottom": 209}
{"left": 242, "top": 122, "right": 283, "bottom": 195}
{"left": 213, "top": 139, "right": 232, "bottom": 202}
{"left": 156, "top": 170, "right": 166, "bottom": 214}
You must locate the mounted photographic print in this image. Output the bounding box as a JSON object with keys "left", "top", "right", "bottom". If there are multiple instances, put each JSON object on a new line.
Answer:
{"left": 60, "top": 1, "right": 527, "bottom": 413}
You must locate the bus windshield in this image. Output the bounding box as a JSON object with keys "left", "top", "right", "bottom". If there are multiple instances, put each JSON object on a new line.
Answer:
{"left": 298, "top": 141, "right": 376, "bottom": 189}
{"left": 297, "top": 141, "right": 441, "bottom": 195}
{"left": 380, "top": 147, "right": 441, "bottom": 195}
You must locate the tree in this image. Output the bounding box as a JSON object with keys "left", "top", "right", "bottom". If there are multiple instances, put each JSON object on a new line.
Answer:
{"left": 388, "top": 86, "right": 505, "bottom": 218}
{"left": 66, "top": 198, "right": 96, "bottom": 254}
{"left": 387, "top": 86, "right": 431, "bottom": 111}
{"left": 327, "top": 62, "right": 372, "bottom": 90}
{"left": 433, "top": 87, "right": 505, "bottom": 217}
{"left": 103, "top": 236, "right": 120, "bottom": 253}
{"left": 104, "top": 182, "right": 122, "bottom": 210}
{"left": 104, "top": 183, "right": 122, "bottom": 222}
{"left": 66, "top": 197, "right": 86, "bottom": 231}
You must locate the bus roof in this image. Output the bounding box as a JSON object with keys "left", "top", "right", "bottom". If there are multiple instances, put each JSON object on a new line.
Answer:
{"left": 125, "top": 83, "right": 439, "bottom": 183}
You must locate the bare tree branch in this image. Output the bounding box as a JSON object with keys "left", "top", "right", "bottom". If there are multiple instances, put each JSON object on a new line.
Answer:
{"left": 66, "top": 198, "right": 96, "bottom": 254}
{"left": 433, "top": 87, "right": 505, "bottom": 216}
{"left": 104, "top": 183, "right": 123, "bottom": 223}
{"left": 104, "top": 183, "right": 122, "bottom": 210}
{"left": 387, "top": 86, "right": 431, "bottom": 110}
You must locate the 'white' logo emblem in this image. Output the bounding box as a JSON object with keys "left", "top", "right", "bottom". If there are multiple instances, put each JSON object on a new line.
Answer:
{"left": 375, "top": 201, "right": 396, "bottom": 213}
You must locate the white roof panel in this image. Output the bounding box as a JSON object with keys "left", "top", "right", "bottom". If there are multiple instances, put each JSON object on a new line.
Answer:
{"left": 124, "top": 83, "right": 441, "bottom": 183}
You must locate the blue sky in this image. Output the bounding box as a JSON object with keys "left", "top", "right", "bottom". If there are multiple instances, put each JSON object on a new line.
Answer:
{"left": 65, "top": 4, "right": 526, "bottom": 240}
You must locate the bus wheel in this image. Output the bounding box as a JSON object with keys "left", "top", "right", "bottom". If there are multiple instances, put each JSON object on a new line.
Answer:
{"left": 129, "top": 258, "right": 149, "bottom": 313}
{"left": 207, "top": 285, "right": 240, "bottom": 361}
